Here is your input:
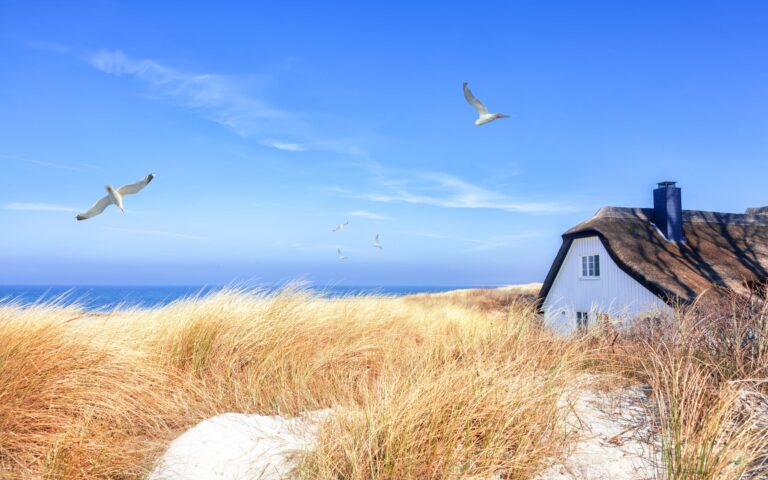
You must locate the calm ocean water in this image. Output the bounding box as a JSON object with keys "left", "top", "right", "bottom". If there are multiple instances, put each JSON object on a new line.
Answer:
{"left": 0, "top": 285, "right": 488, "bottom": 311}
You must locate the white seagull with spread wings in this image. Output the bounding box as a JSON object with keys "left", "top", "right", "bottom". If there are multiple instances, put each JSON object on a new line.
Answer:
{"left": 463, "top": 82, "right": 509, "bottom": 126}
{"left": 76, "top": 173, "right": 154, "bottom": 221}
{"left": 373, "top": 234, "right": 382, "bottom": 249}
{"left": 337, "top": 248, "right": 347, "bottom": 260}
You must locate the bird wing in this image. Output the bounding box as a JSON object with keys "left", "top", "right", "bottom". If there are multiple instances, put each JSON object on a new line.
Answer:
{"left": 375, "top": 234, "right": 379, "bottom": 242}
{"left": 117, "top": 173, "right": 154, "bottom": 196}
{"left": 76, "top": 195, "right": 112, "bottom": 221}
{"left": 463, "top": 83, "right": 489, "bottom": 115}
{"left": 337, "top": 248, "right": 342, "bottom": 255}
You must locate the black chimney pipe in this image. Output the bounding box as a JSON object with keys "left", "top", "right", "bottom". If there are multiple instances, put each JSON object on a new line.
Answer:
{"left": 653, "top": 181, "right": 684, "bottom": 242}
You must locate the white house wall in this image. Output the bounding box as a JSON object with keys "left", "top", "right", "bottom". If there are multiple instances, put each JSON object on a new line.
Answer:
{"left": 543, "top": 236, "right": 670, "bottom": 334}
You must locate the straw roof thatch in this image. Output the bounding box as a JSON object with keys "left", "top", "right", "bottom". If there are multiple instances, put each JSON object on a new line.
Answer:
{"left": 539, "top": 207, "right": 768, "bottom": 306}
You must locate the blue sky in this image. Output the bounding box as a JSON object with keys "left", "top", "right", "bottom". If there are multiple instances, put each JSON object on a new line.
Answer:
{"left": 1, "top": 1, "right": 767, "bottom": 285}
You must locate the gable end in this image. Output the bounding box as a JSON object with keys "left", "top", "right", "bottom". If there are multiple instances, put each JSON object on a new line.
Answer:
{"left": 538, "top": 230, "right": 679, "bottom": 311}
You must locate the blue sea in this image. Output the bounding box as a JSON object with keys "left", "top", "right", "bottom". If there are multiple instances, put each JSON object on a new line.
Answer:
{"left": 0, "top": 285, "right": 489, "bottom": 311}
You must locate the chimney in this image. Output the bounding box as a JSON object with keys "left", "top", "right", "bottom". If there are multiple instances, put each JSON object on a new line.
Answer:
{"left": 653, "top": 181, "right": 684, "bottom": 242}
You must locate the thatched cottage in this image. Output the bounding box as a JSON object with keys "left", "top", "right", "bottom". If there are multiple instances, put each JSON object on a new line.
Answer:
{"left": 538, "top": 182, "right": 768, "bottom": 334}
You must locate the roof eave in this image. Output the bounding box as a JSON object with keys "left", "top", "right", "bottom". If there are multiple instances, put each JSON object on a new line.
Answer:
{"left": 537, "top": 229, "right": 682, "bottom": 313}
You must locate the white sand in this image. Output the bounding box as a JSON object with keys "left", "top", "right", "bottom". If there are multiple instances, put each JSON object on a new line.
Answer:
{"left": 537, "top": 383, "right": 661, "bottom": 480}
{"left": 149, "top": 382, "right": 664, "bottom": 480}
{"left": 148, "top": 409, "right": 333, "bottom": 480}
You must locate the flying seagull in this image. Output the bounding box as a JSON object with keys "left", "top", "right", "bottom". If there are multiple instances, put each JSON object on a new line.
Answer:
{"left": 337, "top": 248, "right": 347, "bottom": 260}
{"left": 332, "top": 221, "right": 349, "bottom": 233}
{"left": 76, "top": 173, "right": 154, "bottom": 221}
{"left": 463, "top": 82, "right": 509, "bottom": 126}
{"left": 373, "top": 234, "right": 382, "bottom": 249}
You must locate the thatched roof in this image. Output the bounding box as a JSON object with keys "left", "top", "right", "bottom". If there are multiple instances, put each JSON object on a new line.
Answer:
{"left": 539, "top": 207, "right": 768, "bottom": 305}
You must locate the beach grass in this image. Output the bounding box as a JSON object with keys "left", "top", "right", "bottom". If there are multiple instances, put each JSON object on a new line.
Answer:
{"left": 602, "top": 291, "right": 768, "bottom": 479}
{"left": 1, "top": 286, "right": 766, "bottom": 479}
{"left": 0, "top": 286, "right": 584, "bottom": 479}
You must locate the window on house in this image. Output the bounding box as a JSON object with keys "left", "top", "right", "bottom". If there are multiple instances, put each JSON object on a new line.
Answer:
{"left": 581, "top": 255, "right": 600, "bottom": 278}
{"left": 576, "top": 311, "right": 589, "bottom": 331}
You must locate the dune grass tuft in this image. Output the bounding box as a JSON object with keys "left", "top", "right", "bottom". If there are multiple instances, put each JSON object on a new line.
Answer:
{"left": 2, "top": 286, "right": 766, "bottom": 479}
{"left": 0, "top": 287, "right": 584, "bottom": 479}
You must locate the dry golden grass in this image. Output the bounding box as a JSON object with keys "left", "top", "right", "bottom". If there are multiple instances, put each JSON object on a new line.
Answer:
{"left": 640, "top": 349, "right": 768, "bottom": 479}
{"left": 600, "top": 291, "right": 768, "bottom": 479}
{"left": 0, "top": 287, "right": 586, "bottom": 479}
{"left": 2, "top": 286, "right": 766, "bottom": 479}
{"left": 405, "top": 283, "right": 541, "bottom": 313}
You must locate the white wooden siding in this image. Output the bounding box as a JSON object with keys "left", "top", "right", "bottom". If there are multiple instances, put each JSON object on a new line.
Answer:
{"left": 543, "top": 236, "right": 670, "bottom": 334}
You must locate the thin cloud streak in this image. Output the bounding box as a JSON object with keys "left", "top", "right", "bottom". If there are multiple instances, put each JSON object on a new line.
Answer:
{"left": 467, "top": 233, "right": 548, "bottom": 251}
{"left": 408, "top": 231, "right": 546, "bottom": 251}
{"left": 3, "top": 154, "right": 107, "bottom": 173}
{"left": 345, "top": 210, "right": 391, "bottom": 220}
{"left": 105, "top": 227, "right": 209, "bottom": 241}
{"left": 260, "top": 139, "right": 307, "bottom": 151}
{"left": 88, "top": 50, "right": 285, "bottom": 137}
{"left": 3, "top": 154, "right": 80, "bottom": 172}
{"left": 335, "top": 163, "right": 579, "bottom": 214}
{"left": 3, "top": 203, "right": 80, "bottom": 213}
{"left": 361, "top": 172, "right": 574, "bottom": 213}
{"left": 408, "top": 231, "right": 492, "bottom": 244}
{"left": 42, "top": 46, "right": 369, "bottom": 155}
{"left": 260, "top": 137, "right": 372, "bottom": 157}
{"left": 360, "top": 191, "right": 569, "bottom": 213}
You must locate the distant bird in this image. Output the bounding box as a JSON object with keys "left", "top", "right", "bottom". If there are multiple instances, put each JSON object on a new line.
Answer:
{"left": 332, "top": 221, "right": 349, "bottom": 233}
{"left": 337, "top": 248, "right": 347, "bottom": 260}
{"left": 76, "top": 173, "right": 154, "bottom": 221}
{"left": 373, "top": 234, "right": 382, "bottom": 249}
{"left": 463, "top": 82, "right": 509, "bottom": 126}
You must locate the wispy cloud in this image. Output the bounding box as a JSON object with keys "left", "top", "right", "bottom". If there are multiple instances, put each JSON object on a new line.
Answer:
{"left": 3, "top": 154, "right": 79, "bottom": 171}
{"left": 467, "top": 233, "right": 547, "bottom": 251}
{"left": 3, "top": 203, "right": 79, "bottom": 213}
{"left": 88, "top": 50, "right": 285, "bottom": 137}
{"left": 273, "top": 241, "right": 339, "bottom": 253}
{"left": 260, "top": 139, "right": 307, "bottom": 152}
{"left": 362, "top": 172, "right": 574, "bottom": 213}
{"left": 408, "top": 231, "right": 546, "bottom": 251}
{"left": 259, "top": 137, "right": 373, "bottom": 158}
{"left": 311, "top": 140, "right": 371, "bottom": 158}
{"left": 334, "top": 163, "right": 579, "bottom": 214}
{"left": 408, "top": 231, "right": 492, "bottom": 245}
{"left": 37, "top": 46, "right": 369, "bottom": 155}
{"left": 2, "top": 154, "right": 107, "bottom": 173}
{"left": 106, "top": 227, "right": 209, "bottom": 241}
{"left": 345, "top": 210, "right": 391, "bottom": 220}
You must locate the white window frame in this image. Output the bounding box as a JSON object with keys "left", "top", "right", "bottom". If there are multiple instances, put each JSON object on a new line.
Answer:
{"left": 576, "top": 311, "right": 589, "bottom": 331}
{"left": 580, "top": 254, "right": 601, "bottom": 279}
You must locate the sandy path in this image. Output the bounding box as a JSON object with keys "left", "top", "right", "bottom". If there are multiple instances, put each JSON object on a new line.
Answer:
{"left": 148, "top": 382, "right": 663, "bottom": 480}
{"left": 537, "top": 382, "right": 661, "bottom": 480}
{"left": 148, "top": 410, "right": 333, "bottom": 480}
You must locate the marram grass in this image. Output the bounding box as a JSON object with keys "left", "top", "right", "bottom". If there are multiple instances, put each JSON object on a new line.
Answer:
{"left": 0, "top": 288, "right": 583, "bottom": 479}
{"left": 1, "top": 287, "right": 766, "bottom": 479}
